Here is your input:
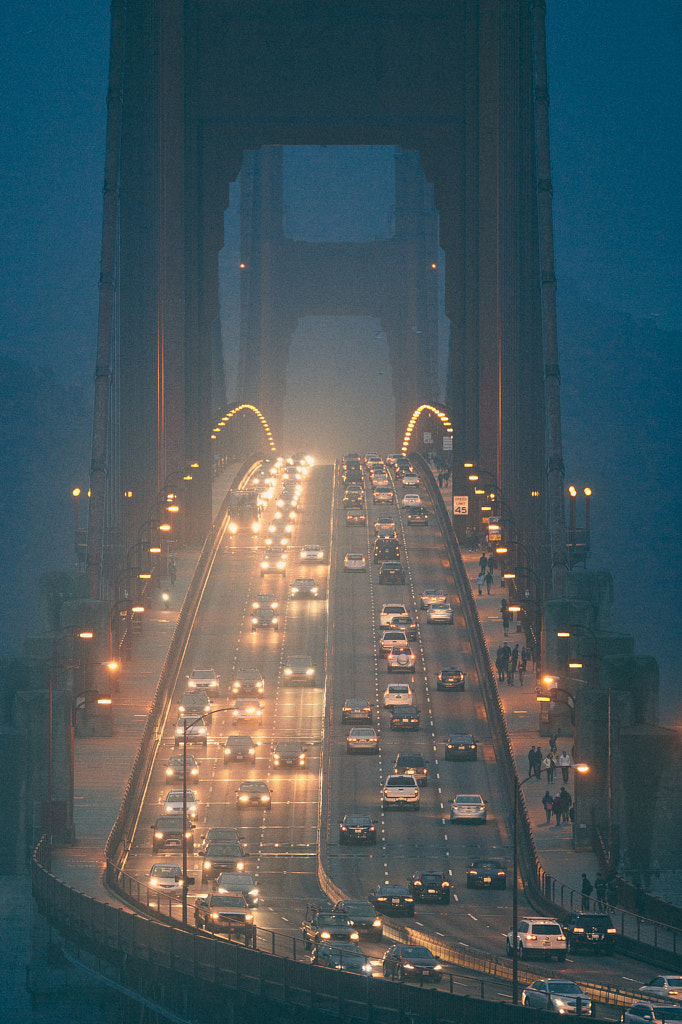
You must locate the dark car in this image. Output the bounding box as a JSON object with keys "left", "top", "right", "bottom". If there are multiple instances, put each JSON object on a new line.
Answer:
{"left": 223, "top": 735, "right": 257, "bottom": 765}
{"left": 215, "top": 871, "right": 259, "bottom": 906}
{"left": 368, "top": 883, "right": 414, "bottom": 917}
{"left": 194, "top": 892, "right": 255, "bottom": 937}
{"left": 393, "top": 752, "right": 429, "bottom": 786}
{"left": 407, "top": 508, "right": 429, "bottom": 525}
{"left": 436, "top": 667, "right": 466, "bottom": 691}
{"left": 151, "top": 814, "right": 194, "bottom": 853}
{"left": 466, "top": 859, "right": 507, "bottom": 889}
{"left": 235, "top": 779, "right": 272, "bottom": 809}
{"left": 201, "top": 842, "right": 246, "bottom": 884}
{"left": 341, "top": 697, "right": 372, "bottom": 722}
{"left": 390, "top": 705, "right": 421, "bottom": 730}
{"left": 197, "top": 827, "right": 244, "bottom": 857}
{"left": 374, "top": 537, "right": 400, "bottom": 563}
{"left": 273, "top": 740, "right": 307, "bottom": 768}
{"left": 339, "top": 813, "right": 377, "bottom": 845}
{"left": 312, "top": 942, "right": 373, "bottom": 974}
{"left": 382, "top": 944, "right": 442, "bottom": 983}
{"left": 230, "top": 668, "right": 265, "bottom": 697}
{"left": 407, "top": 871, "right": 451, "bottom": 904}
{"left": 445, "top": 733, "right": 478, "bottom": 760}
{"left": 301, "top": 906, "right": 359, "bottom": 949}
{"left": 562, "top": 911, "right": 617, "bottom": 954}
{"left": 333, "top": 899, "right": 383, "bottom": 938}
{"left": 250, "top": 607, "right": 279, "bottom": 631}
{"left": 165, "top": 753, "right": 200, "bottom": 783}
{"left": 379, "top": 561, "right": 406, "bottom": 584}
{"left": 289, "top": 577, "right": 320, "bottom": 599}
{"left": 343, "top": 490, "right": 364, "bottom": 509}
{"left": 389, "top": 614, "right": 418, "bottom": 641}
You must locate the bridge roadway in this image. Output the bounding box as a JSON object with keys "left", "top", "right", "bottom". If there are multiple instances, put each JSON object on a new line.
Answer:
{"left": 49, "top": 458, "right": 667, "bottom": 1009}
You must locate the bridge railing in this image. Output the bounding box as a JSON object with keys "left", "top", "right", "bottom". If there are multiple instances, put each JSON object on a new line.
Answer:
{"left": 413, "top": 453, "right": 681, "bottom": 963}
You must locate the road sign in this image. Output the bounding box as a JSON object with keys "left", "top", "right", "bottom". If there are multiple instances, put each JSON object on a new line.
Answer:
{"left": 443, "top": 437, "right": 452, "bottom": 450}
{"left": 423, "top": 432, "right": 432, "bottom": 444}
{"left": 452, "top": 496, "right": 469, "bottom": 516}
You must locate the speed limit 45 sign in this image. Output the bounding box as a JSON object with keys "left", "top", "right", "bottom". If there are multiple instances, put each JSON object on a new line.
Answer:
{"left": 452, "top": 496, "right": 469, "bottom": 516}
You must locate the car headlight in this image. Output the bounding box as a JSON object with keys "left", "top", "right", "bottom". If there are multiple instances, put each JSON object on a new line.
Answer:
{"left": 350, "top": 931, "right": 359, "bottom": 941}
{"left": 239, "top": 794, "right": 249, "bottom": 802}
{"left": 306, "top": 668, "right": 314, "bottom": 676}
{"left": 284, "top": 668, "right": 292, "bottom": 675}
{"left": 260, "top": 794, "right": 270, "bottom": 802}
{"left": 150, "top": 878, "right": 159, "bottom": 887}
{"left": 434, "top": 964, "right": 442, "bottom": 971}
{"left": 362, "top": 963, "right": 372, "bottom": 973}
{"left": 321, "top": 931, "right": 331, "bottom": 940}
{"left": 166, "top": 768, "right": 173, "bottom": 776}
{"left": 251, "top": 617, "right": 258, "bottom": 624}
{"left": 373, "top": 918, "right": 382, "bottom": 928}
{"left": 204, "top": 861, "right": 212, "bottom": 870}
{"left": 154, "top": 831, "right": 164, "bottom": 839}
{"left": 404, "top": 963, "right": 415, "bottom": 970}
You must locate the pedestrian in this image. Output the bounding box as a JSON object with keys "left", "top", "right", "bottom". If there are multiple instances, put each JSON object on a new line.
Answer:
{"left": 533, "top": 746, "right": 542, "bottom": 780}
{"left": 487, "top": 553, "right": 497, "bottom": 576}
{"left": 167, "top": 552, "right": 177, "bottom": 585}
{"left": 542, "top": 790, "right": 553, "bottom": 824}
{"left": 437, "top": 471, "right": 444, "bottom": 487}
{"left": 520, "top": 646, "right": 529, "bottom": 672}
{"left": 542, "top": 752, "right": 554, "bottom": 784}
{"left": 528, "top": 746, "right": 536, "bottom": 779}
{"left": 496, "top": 647, "right": 506, "bottom": 683}
{"left": 501, "top": 643, "right": 511, "bottom": 684}
{"left": 502, "top": 611, "right": 510, "bottom": 637}
{"left": 476, "top": 573, "right": 485, "bottom": 595}
{"left": 581, "top": 873, "right": 593, "bottom": 910}
{"left": 485, "top": 569, "right": 493, "bottom": 594}
{"left": 559, "top": 750, "right": 571, "bottom": 782}
{"left": 479, "top": 553, "right": 488, "bottom": 575}
{"left": 518, "top": 659, "right": 525, "bottom": 686}
{"left": 552, "top": 793, "right": 562, "bottom": 827}
{"left": 511, "top": 644, "right": 519, "bottom": 678}
{"left": 595, "top": 872, "right": 606, "bottom": 907}
{"left": 559, "top": 786, "right": 572, "bottom": 822}
{"left": 549, "top": 732, "right": 558, "bottom": 753}
{"left": 500, "top": 597, "right": 508, "bottom": 616}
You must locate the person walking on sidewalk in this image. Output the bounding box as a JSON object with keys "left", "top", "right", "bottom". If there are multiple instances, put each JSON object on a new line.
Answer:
{"left": 528, "top": 746, "right": 537, "bottom": 779}
{"left": 496, "top": 647, "right": 506, "bottom": 684}
{"left": 559, "top": 750, "right": 571, "bottom": 782}
{"left": 476, "top": 573, "right": 485, "bottom": 595}
{"left": 542, "top": 790, "right": 554, "bottom": 824}
{"left": 501, "top": 643, "right": 512, "bottom": 684}
{"left": 559, "top": 786, "right": 572, "bottom": 822}
{"left": 542, "top": 751, "right": 555, "bottom": 784}
{"left": 552, "top": 793, "right": 563, "bottom": 827}
{"left": 510, "top": 644, "right": 519, "bottom": 681}
{"left": 485, "top": 568, "right": 494, "bottom": 594}
{"left": 479, "top": 553, "right": 488, "bottom": 575}
{"left": 533, "top": 746, "right": 542, "bottom": 780}
{"left": 487, "top": 553, "right": 497, "bottom": 577}
{"left": 581, "top": 873, "right": 593, "bottom": 910}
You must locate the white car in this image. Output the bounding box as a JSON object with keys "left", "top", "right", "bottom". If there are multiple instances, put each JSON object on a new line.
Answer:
{"left": 186, "top": 668, "right": 220, "bottom": 693}
{"left": 379, "top": 628, "right": 407, "bottom": 656}
{"left": 382, "top": 774, "right": 420, "bottom": 810}
{"left": 174, "top": 715, "right": 208, "bottom": 747}
{"left": 639, "top": 978, "right": 682, "bottom": 1002}
{"left": 379, "top": 603, "right": 408, "bottom": 629}
{"left": 505, "top": 917, "right": 566, "bottom": 961}
{"left": 383, "top": 681, "right": 414, "bottom": 707}
{"left": 343, "top": 553, "right": 367, "bottom": 572}
{"left": 147, "top": 862, "right": 184, "bottom": 893}
{"left": 401, "top": 493, "right": 422, "bottom": 507}
{"left": 419, "top": 588, "right": 447, "bottom": 609}
{"left": 522, "top": 980, "right": 591, "bottom": 1014}
{"left": 426, "top": 602, "right": 454, "bottom": 624}
{"left": 163, "top": 789, "right": 198, "bottom": 819}
{"left": 300, "top": 544, "right": 324, "bottom": 561}
{"left": 450, "top": 793, "right": 487, "bottom": 824}
{"left": 400, "top": 473, "right": 420, "bottom": 488}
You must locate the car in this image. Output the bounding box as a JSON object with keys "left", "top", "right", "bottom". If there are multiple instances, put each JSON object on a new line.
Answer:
{"left": 379, "top": 628, "right": 408, "bottom": 656}
{"left": 383, "top": 944, "right": 442, "bottom": 983}
{"left": 333, "top": 900, "right": 383, "bottom": 938}
{"left": 450, "top": 793, "right": 487, "bottom": 823}
{"left": 236, "top": 779, "right": 272, "bottom": 808}
{"left": 562, "top": 911, "right": 617, "bottom": 954}
{"left": 186, "top": 668, "right": 220, "bottom": 693}
{"left": 372, "top": 487, "right": 395, "bottom": 504}
{"left": 165, "top": 753, "right": 200, "bottom": 783}
{"left": 230, "top": 668, "right": 265, "bottom": 697}
{"left": 387, "top": 645, "right": 417, "bottom": 673}
{"left": 383, "top": 681, "right": 413, "bottom": 706}
{"left": 251, "top": 592, "right": 278, "bottom": 611}
{"left": 379, "top": 561, "right": 406, "bottom": 584}
{"left": 216, "top": 871, "right": 259, "bottom": 906}
{"left": 289, "top": 577, "right": 319, "bottom": 598}
{"left": 282, "top": 655, "right": 316, "bottom": 684}
{"left": 260, "top": 546, "right": 287, "bottom": 576}
{"left": 407, "top": 508, "right": 429, "bottom": 525}
{"left": 382, "top": 774, "right": 420, "bottom": 809}
{"left": 390, "top": 705, "right": 421, "bottom": 730}
{"left": 388, "top": 614, "right": 418, "bottom": 640}
{"left": 341, "top": 697, "right": 372, "bottom": 722}
{"left": 522, "top": 980, "right": 591, "bottom": 1014}
{"left": 401, "top": 493, "right": 422, "bottom": 507}
{"left": 445, "top": 733, "right": 478, "bottom": 760}
{"left": 163, "top": 789, "right": 198, "bottom": 819}
{"left": 419, "top": 588, "right": 447, "bottom": 609}
{"left": 343, "top": 490, "right": 364, "bottom": 509}
{"left": 373, "top": 537, "right": 400, "bottom": 563}
{"left": 393, "top": 752, "right": 428, "bottom": 786}
{"left": 346, "top": 727, "right": 378, "bottom": 753}
{"left": 301, "top": 907, "right": 359, "bottom": 949}
{"left": 368, "top": 883, "right": 414, "bottom": 916}
{"left": 343, "top": 552, "right": 366, "bottom": 572}
{"left": 345, "top": 510, "right": 366, "bottom": 525}
{"left": 300, "top": 544, "right": 324, "bottom": 561}
{"left": 312, "top": 941, "right": 373, "bottom": 974}
{"left": 273, "top": 740, "right": 307, "bottom": 768}
{"left": 375, "top": 515, "right": 397, "bottom": 532}
{"left": 174, "top": 714, "right": 208, "bottom": 747}
{"left": 147, "top": 862, "right": 184, "bottom": 894}
{"left": 251, "top": 607, "right": 279, "bottom": 631}
{"left": 231, "top": 698, "right": 263, "bottom": 724}
{"left": 194, "top": 892, "right": 255, "bottom": 937}
{"left": 151, "top": 814, "right": 194, "bottom": 853}
{"left": 223, "top": 735, "right": 257, "bottom": 764}
{"left": 407, "top": 871, "right": 450, "bottom": 903}
{"left": 639, "top": 978, "right": 682, "bottom": 1002}
{"left": 426, "top": 601, "right": 454, "bottom": 624}
{"left": 437, "top": 667, "right": 466, "bottom": 691}
{"left": 201, "top": 842, "right": 246, "bottom": 884}
{"left": 338, "top": 813, "right": 377, "bottom": 844}
{"left": 379, "top": 602, "right": 409, "bottom": 628}
{"left": 621, "top": 1003, "right": 682, "bottom": 1023}
{"left": 466, "top": 859, "right": 507, "bottom": 889}
{"left": 178, "top": 691, "right": 212, "bottom": 715}
{"left": 197, "top": 827, "right": 244, "bottom": 857}
{"left": 506, "top": 917, "right": 567, "bottom": 961}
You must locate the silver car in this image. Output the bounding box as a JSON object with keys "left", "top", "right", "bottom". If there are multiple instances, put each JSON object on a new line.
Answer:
{"left": 426, "top": 601, "right": 453, "bottom": 624}
{"left": 522, "top": 980, "right": 591, "bottom": 1014}
{"left": 346, "top": 727, "right": 379, "bottom": 753}
{"left": 449, "top": 793, "right": 487, "bottom": 824}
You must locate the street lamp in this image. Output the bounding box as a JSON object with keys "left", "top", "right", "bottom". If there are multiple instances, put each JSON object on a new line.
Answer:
{"left": 511, "top": 763, "right": 589, "bottom": 1003}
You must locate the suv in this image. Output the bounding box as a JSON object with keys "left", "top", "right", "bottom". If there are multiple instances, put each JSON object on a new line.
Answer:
{"left": 374, "top": 537, "right": 400, "bottom": 563}
{"left": 379, "top": 628, "right": 407, "bottom": 656}
{"left": 407, "top": 871, "right": 451, "bottom": 904}
{"left": 368, "top": 883, "right": 414, "bottom": 917}
{"left": 186, "top": 668, "right": 220, "bottom": 693}
{"left": 436, "top": 667, "right": 466, "bottom": 691}
{"left": 151, "top": 814, "right": 195, "bottom": 853}
{"left": 194, "top": 893, "right": 255, "bottom": 937}
{"left": 505, "top": 917, "right": 567, "bottom": 961}
{"left": 382, "top": 774, "right": 420, "bottom": 810}
{"left": 260, "top": 546, "right": 287, "bottom": 576}
{"left": 201, "top": 841, "right": 246, "bottom": 884}
{"left": 230, "top": 669, "right": 265, "bottom": 697}
{"left": 393, "top": 752, "right": 429, "bottom": 786}
{"left": 379, "top": 603, "right": 408, "bottom": 629}
{"left": 562, "top": 911, "right": 617, "bottom": 955}
{"left": 379, "top": 561, "right": 405, "bottom": 584}
{"left": 301, "top": 906, "right": 359, "bottom": 949}
{"left": 174, "top": 714, "right": 208, "bottom": 747}
{"left": 273, "top": 740, "right": 307, "bottom": 768}
{"left": 223, "top": 735, "right": 257, "bottom": 765}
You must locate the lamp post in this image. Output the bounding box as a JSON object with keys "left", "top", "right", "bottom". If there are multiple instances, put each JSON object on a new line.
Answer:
{"left": 109, "top": 599, "right": 145, "bottom": 664}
